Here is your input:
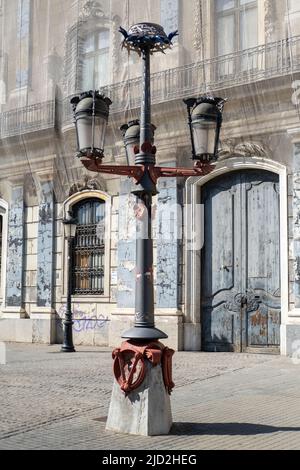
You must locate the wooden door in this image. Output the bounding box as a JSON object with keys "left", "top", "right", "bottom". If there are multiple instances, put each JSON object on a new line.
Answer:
{"left": 201, "top": 170, "right": 281, "bottom": 353}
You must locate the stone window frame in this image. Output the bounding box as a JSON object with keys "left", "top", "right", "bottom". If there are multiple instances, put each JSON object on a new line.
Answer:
{"left": 64, "top": 8, "right": 121, "bottom": 96}
{"left": 0, "top": 198, "right": 8, "bottom": 307}
{"left": 62, "top": 190, "right": 112, "bottom": 303}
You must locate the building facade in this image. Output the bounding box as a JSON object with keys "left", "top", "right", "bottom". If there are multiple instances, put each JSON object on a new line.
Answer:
{"left": 0, "top": 0, "right": 300, "bottom": 355}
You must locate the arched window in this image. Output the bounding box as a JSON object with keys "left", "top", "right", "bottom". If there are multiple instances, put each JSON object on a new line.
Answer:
{"left": 82, "top": 29, "right": 109, "bottom": 90}
{"left": 72, "top": 198, "right": 106, "bottom": 295}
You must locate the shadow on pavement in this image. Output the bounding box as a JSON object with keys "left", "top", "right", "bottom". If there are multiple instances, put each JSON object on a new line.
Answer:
{"left": 171, "top": 422, "right": 300, "bottom": 436}
{"left": 47, "top": 351, "right": 110, "bottom": 354}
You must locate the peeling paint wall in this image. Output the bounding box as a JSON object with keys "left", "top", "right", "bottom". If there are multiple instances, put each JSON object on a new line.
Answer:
{"left": 293, "top": 143, "right": 300, "bottom": 308}
{"left": 156, "top": 175, "right": 182, "bottom": 309}
{"left": 36, "top": 181, "right": 54, "bottom": 308}
{"left": 5, "top": 186, "right": 24, "bottom": 307}
{"left": 24, "top": 206, "right": 38, "bottom": 306}
{"left": 117, "top": 178, "right": 136, "bottom": 308}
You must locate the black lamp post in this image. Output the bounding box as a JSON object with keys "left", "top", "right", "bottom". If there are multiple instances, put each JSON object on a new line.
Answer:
{"left": 70, "top": 23, "right": 226, "bottom": 343}
{"left": 61, "top": 210, "right": 77, "bottom": 353}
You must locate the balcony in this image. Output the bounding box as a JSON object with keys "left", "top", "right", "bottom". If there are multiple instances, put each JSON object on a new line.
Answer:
{"left": 1, "top": 35, "right": 299, "bottom": 139}
{"left": 0, "top": 100, "right": 55, "bottom": 140}
{"left": 61, "top": 35, "right": 300, "bottom": 124}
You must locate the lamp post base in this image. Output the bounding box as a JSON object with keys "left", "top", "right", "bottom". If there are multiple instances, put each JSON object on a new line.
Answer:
{"left": 122, "top": 326, "right": 168, "bottom": 340}
{"left": 106, "top": 360, "right": 172, "bottom": 436}
{"left": 61, "top": 345, "right": 76, "bottom": 353}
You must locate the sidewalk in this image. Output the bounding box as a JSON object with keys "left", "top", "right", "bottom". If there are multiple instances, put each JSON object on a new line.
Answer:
{"left": 0, "top": 343, "right": 299, "bottom": 450}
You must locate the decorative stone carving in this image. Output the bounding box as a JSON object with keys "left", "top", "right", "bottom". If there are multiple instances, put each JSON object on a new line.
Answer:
{"left": 194, "top": 0, "right": 205, "bottom": 59}
{"left": 69, "top": 175, "right": 105, "bottom": 196}
{"left": 112, "top": 15, "right": 121, "bottom": 76}
{"left": 194, "top": 0, "right": 203, "bottom": 58}
{"left": 219, "top": 140, "right": 270, "bottom": 159}
{"left": 80, "top": 0, "right": 107, "bottom": 19}
{"left": 224, "top": 289, "right": 261, "bottom": 313}
{"left": 265, "top": 0, "right": 275, "bottom": 42}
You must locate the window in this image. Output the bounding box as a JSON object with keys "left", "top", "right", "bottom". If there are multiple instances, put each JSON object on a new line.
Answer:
{"left": 160, "top": 0, "right": 179, "bottom": 40}
{"left": 215, "top": 0, "right": 258, "bottom": 75}
{"left": 288, "top": 0, "right": 299, "bottom": 11}
{"left": 16, "top": 0, "right": 31, "bottom": 88}
{"left": 72, "top": 198, "right": 105, "bottom": 295}
{"left": 82, "top": 30, "right": 109, "bottom": 89}
{"left": 216, "top": 0, "right": 257, "bottom": 54}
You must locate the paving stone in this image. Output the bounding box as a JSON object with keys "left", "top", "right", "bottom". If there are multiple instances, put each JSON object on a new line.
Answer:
{"left": 0, "top": 344, "right": 299, "bottom": 449}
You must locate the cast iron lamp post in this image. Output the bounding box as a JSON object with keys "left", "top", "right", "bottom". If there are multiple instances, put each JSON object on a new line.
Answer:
{"left": 70, "top": 22, "right": 226, "bottom": 344}
{"left": 61, "top": 210, "right": 77, "bottom": 353}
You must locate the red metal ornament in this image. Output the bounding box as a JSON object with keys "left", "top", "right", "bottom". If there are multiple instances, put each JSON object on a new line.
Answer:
{"left": 112, "top": 340, "right": 175, "bottom": 396}
{"left": 80, "top": 158, "right": 215, "bottom": 185}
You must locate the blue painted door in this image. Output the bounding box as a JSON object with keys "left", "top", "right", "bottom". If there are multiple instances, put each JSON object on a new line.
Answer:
{"left": 201, "top": 170, "right": 281, "bottom": 353}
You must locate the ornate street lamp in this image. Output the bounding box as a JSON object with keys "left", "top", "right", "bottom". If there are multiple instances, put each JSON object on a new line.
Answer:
{"left": 120, "top": 120, "right": 156, "bottom": 165}
{"left": 184, "top": 96, "right": 226, "bottom": 163}
{"left": 71, "top": 91, "right": 112, "bottom": 159}
{"left": 61, "top": 210, "right": 77, "bottom": 353}
{"left": 70, "top": 22, "right": 226, "bottom": 435}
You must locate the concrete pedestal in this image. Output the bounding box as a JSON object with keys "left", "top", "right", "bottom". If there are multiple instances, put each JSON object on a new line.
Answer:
{"left": 106, "top": 361, "right": 172, "bottom": 436}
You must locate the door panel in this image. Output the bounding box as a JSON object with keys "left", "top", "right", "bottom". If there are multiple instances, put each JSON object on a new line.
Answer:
{"left": 201, "top": 173, "right": 242, "bottom": 352}
{"left": 245, "top": 174, "right": 281, "bottom": 350}
{"left": 201, "top": 170, "right": 281, "bottom": 353}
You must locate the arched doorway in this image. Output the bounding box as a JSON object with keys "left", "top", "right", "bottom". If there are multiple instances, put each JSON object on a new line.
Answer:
{"left": 201, "top": 169, "right": 281, "bottom": 353}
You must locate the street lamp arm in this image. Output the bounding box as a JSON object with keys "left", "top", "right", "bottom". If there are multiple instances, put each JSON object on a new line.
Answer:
{"left": 80, "top": 159, "right": 144, "bottom": 181}
{"left": 150, "top": 163, "right": 215, "bottom": 182}
{"left": 81, "top": 158, "right": 215, "bottom": 184}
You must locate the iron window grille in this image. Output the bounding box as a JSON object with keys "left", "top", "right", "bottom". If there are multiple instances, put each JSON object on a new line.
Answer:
{"left": 72, "top": 198, "right": 105, "bottom": 295}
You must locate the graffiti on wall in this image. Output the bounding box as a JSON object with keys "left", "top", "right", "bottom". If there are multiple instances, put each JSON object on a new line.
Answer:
{"left": 57, "top": 304, "right": 109, "bottom": 332}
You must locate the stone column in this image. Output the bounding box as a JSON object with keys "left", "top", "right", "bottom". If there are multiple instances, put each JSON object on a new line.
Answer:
{"left": 156, "top": 166, "right": 183, "bottom": 350}
{"left": 3, "top": 183, "right": 25, "bottom": 318}
{"left": 31, "top": 175, "right": 56, "bottom": 343}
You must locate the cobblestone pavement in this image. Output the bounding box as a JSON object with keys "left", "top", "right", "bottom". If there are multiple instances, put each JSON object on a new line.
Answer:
{"left": 0, "top": 343, "right": 300, "bottom": 450}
